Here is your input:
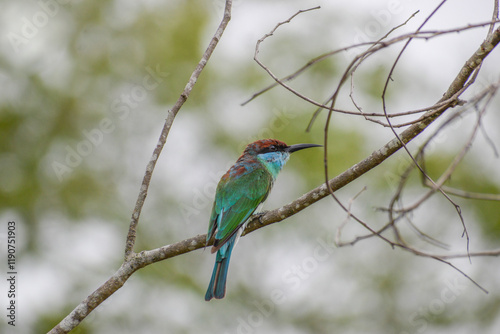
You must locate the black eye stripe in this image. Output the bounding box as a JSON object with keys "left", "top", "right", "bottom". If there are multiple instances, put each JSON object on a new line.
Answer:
{"left": 261, "top": 145, "right": 277, "bottom": 153}
{"left": 258, "top": 143, "right": 287, "bottom": 154}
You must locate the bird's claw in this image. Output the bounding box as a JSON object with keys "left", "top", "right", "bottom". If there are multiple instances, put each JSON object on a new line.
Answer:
{"left": 253, "top": 211, "right": 268, "bottom": 224}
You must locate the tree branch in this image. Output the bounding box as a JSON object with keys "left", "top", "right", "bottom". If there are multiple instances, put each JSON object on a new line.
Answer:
{"left": 48, "top": 12, "right": 500, "bottom": 334}
{"left": 48, "top": 1, "right": 233, "bottom": 333}
{"left": 123, "top": 1, "right": 234, "bottom": 261}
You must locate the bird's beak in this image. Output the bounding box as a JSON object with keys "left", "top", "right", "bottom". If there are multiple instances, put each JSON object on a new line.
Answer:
{"left": 285, "top": 143, "right": 322, "bottom": 153}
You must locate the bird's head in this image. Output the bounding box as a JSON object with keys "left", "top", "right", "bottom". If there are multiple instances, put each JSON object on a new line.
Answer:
{"left": 244, "top": 139, "right": 321, "bottom": 155}
{"left": 243, "top": 139, "right": 321, "bottom": 178}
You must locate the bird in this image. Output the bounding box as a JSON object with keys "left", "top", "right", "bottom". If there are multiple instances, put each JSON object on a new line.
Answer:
{"left": 205, "top": 138, "right": 321, "bottom": 301}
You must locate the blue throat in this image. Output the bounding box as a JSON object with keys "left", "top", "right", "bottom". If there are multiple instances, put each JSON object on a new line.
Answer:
{"left": 256, "top": 151, "right": 290, "bottom": 179}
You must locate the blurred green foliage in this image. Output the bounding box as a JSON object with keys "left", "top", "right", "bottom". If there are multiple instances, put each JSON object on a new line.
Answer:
{"left": 1, "top": 1, "right": 500, "bottom": 334}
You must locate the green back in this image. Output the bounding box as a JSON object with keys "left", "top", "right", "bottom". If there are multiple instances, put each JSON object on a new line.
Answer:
{"left": 207, "top": 167, "right": 273, "bottom": 248}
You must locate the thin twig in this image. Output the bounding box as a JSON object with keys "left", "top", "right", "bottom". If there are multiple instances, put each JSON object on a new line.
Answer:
{"left": 243, "top": 18, "right": 499, "bottom": 123}
{"left": 379, "top": 0, "right": 478, "bottom": 261}
{"left": 327, "top": 15, "right": 500, "bottom": 290}
{"left": 335, "top": 187, "right": 367, "bottom": 247}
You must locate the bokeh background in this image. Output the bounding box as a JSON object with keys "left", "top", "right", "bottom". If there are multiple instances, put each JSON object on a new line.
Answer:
{"left": 1, "top": 0, "right": 500, "bottom": 333}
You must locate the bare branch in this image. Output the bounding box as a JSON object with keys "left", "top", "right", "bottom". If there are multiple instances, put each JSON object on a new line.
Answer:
{"left": 244, "top": 16, "right": 499, "bottom": 122}
{"left": 48, "top": 1, "right": 234, "bottom": 333}
{"left": 123, "top": 1, "right": 234, "bottom": 260}
{"left": 49, "top": 8, "right": 500, "bottom": 334}
{"left": 440, "top": 186, "right": 500, "bottom": 201}
{"left": 335, "top": 187, "right": 367, "bottom": 247}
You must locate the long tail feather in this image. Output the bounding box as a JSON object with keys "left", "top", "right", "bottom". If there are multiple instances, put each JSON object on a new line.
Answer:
{"left": 205, "top": 234, "right": 237, "bottom": 301}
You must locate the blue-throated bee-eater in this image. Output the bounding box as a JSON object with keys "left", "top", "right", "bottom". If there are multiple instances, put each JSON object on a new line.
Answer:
{"left": 205, "top": 138, "right": 321, "bottom": 301}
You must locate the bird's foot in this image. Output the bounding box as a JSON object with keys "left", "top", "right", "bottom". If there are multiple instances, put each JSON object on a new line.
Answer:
{"left": 253, "top": 211, "right": 269, "bottom": 224}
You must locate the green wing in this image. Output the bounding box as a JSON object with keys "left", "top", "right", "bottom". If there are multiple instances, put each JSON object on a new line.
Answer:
{"left": 207, "top": 168, "right": 273, "bottom": 250}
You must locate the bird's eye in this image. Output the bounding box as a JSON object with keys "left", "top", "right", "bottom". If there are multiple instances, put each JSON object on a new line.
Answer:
{"left": 269, "top": 145, "right": 276, "bottom": 151}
